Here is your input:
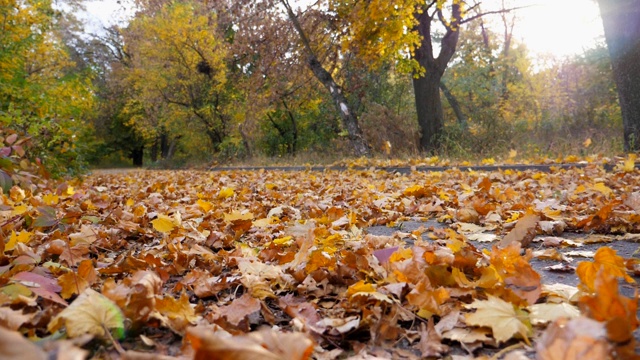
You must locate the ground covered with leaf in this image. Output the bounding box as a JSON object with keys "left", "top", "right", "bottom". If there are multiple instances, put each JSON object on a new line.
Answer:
{"left": 1, "top": 162, "right": 639, "bottom": 359}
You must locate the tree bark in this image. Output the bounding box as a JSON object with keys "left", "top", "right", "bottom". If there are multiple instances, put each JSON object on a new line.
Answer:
{"left": 440, "top": 81, "right": 468, "bottom": 130}
{"left": 131, "top": 145, "right": 144, "bottom": 167}
{"left": 598, "top": 0, "right": 640, "bottom": 151}
{"left": 412, "top": 4, "right": 461, "bottom": 153}
{"left": 280, "top": 0, "right": 371, "bottom": 157}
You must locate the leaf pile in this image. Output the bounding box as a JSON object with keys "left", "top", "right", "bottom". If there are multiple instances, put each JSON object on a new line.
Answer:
{"left": 0, "top": 164, "right": 638, "bottom": 359}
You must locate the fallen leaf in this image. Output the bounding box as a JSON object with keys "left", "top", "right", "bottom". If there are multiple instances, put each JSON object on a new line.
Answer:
{"left": 577, "top": 247, "right": 635, "bottom": 292}
{"left": 536, "top": 317, "right": 610, "bottom": 360}
{"left": 5, "top": 230, "right": 33, "bottom": 252}
{"left": 58, "top": 259, "right": 98, "bottom": 299}
{"left": 217, "top": 293, "right": 261, "bottom": 326}
{"left": 186, "top": 326, "right": 314, "bottom": 360}
{"left": 528, "top": 302, "right": 580, "bottom": 325}
{"left": 416, "top": 318, "right": 448, "bottom": 357}
{"left": 579, "top": 270, "right": 638, "bottom": 329}
{"left": 48, "top": 288, "right": 125, "bottom": 339}
{"left": 499, "top": 214, "right": 539, "bottom": 248}
{"left": 0, "top": 326, "right": 46, "bottom": 360}
{"left": 464, "top": 295, "right": 530, "bottom": 344}
{"left": 151, "top": 214, "right": 175, "bottom": 233}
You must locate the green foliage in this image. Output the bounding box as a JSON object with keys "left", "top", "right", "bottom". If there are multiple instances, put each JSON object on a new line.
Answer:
{"left": 259, "top": 100, "right": 339, "bottom": 157}
{"left": 0, "top": 0, "right": 95, "bottom": 176}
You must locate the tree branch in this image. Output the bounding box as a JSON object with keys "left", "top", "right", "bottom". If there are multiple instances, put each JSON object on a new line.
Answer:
{"left": 460, "top": 6, "right": 533, "bottom": 25}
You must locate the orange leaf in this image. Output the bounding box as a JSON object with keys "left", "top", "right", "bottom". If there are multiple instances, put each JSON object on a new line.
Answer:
{"left": 577, "top": 247, "right": 634, "bottom": 292}
{"left": 578, "top": 270, "right": 638, "bottom": 330}
{"left": 59, "top": 259, "right": 98, "bottom": 299}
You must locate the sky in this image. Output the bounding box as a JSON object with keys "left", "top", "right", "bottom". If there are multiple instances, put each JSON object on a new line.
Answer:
{"left": 81, "top": 0, "right": 605, "bottom": 58}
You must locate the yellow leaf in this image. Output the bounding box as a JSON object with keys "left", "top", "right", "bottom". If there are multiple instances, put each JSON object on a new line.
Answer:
{"left": 623, "top": 154, "right": 637, "bottom": 172}
{"left": 152, "top": 292, "right": 199, "bottom": 332}
{"left": 346, "top": 280, "right": 376, "bottom": 297}
{"left": 43, "top": 193, "right": 59, "bottom": 205}
{"left": 224, "top": 210, "right": 254, "bottom": 222}
{"left": 66, "top": 186, "right": 75, "bottom": 196}
{"left": 591, "top": 182, "right": 612, "bottom": 197}
{"left": 218, "top": 187, "right": 235, "bottom": 199}
{"left": 272, "top": 236, "right": 293, "bottom": 246}
{"left": 389, "top": 248, "right": 413, "bottom": 263}
{"left": 11, "top": 205, "right": 27, "bottom": 216}
{"left": 481, "top": 158, "right": 495, "bottom": 165}
{"left": 464, "top": 295, "right": 530, "bottom": 344}
{"left": 151, "top": 215, "right": 175, "bottom": 233}
{"left": 403, "top": 185, "right": 427, "bottom": 198}
{"left": 5, "top": 230, "right": 32, "bottom": 251}
{"left": 196, "top": 199, "right": 213, "bottom": 212}
{"left": 48, "top": 289, "right": 125, "bottom": 339}
{"left": 126, "top": 198, "right": 135, "bottom": 207}
{"left": 583, "top": 138, "right": 592, "bottom": 147}
{"left": 508, "top": 149, "right": 517, "bottom": 159}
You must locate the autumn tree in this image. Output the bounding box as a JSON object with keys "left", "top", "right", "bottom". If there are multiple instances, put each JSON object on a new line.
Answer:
{"left": 411, "top": 1, "right": 524, "bottom": 152}
{"left": 0, "top": 0, "right": 95, "bottom": 175}
{"left": 116, "top": 1, "right": 230, "bottom": 162}
{"left": 597, "top": 0, "right": 640, "bottom": 151}
{"left": 278, "top": 0, "right": 373, "bottom": 157}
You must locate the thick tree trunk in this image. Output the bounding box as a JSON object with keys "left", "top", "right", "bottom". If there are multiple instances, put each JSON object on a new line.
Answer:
{"left": 131, "top": 146, "right": 144, "bottom": 167}
{"left": 598, "top": 0, "right": 640, "bottom": 151}
{"left": 412, "top": 4, "right": 461, "bottom": 153}
{"left": 280, "top": 0, "right": 371, "bottom": 157}
{"left": 413, "top": 72, "right": 445, "bottom": 151}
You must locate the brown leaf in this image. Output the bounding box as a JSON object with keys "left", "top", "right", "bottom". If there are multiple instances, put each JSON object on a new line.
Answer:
{"left": 0, "top": 326, "right": 46, "bottom": 360}
{"left": 58, "top": 259, "right": 98, "bottom": 299}
{"left": 536, "top": 317, "right": 610, "bottom": 360}
{"left": 217, "top": 293, "right": 261, "bottom": 326}
{"left": 499, "top": 214, "right": 539, "bottom": 248}
{"left": 416, "top": 318, "right": 448, "bottom": 357}
{"left": 186, "top": 326, "right": 314, "bottom": 360}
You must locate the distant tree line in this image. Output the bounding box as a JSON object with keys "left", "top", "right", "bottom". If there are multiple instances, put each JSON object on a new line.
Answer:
{"left": 1, "top": 0, "right": 638, "bottom": 172}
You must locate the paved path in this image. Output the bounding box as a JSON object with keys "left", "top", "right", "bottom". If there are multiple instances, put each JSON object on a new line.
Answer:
{"left": 211, "top": 162, "right": 637, "bottom": 173}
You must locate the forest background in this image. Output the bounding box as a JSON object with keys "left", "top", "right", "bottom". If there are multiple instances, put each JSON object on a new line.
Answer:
{"left": 0, "top": 0, "right": 630, "bottom": 176}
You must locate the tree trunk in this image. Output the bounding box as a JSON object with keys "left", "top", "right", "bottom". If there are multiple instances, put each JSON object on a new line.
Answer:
{"left": 412, "top": 4, "right": 461, "bottom": 153}
{"left": 440, "top": 81, "right": 468, "bottom": 130}
{"left": 598, "top": 0, "right": 640, "bottom": 151}
{"left": 413, "top": 72, "right": 445, "bottom": 151}
{"left": 131, "top": 145, "right": 144, "bottom": 167}
{"left": 280, "top": 0, "right": 371, "bottom": 157}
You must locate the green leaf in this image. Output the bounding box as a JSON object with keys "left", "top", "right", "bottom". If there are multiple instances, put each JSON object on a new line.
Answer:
{"left": 0, "top": 169, "right": 12, "bottom": 194}
{"left": 33, "top": 206, "right": 57, "bottom": 227}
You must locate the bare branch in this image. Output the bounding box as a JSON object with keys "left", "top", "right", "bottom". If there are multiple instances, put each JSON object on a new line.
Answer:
{"left": 460, "top": 5, "right": 533, "bottom": 25}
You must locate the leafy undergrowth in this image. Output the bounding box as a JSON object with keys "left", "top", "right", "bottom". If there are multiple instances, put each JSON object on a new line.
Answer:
{"left": 0, "top": 162, "right": 639, "bottom": 359}
{"left": 217, "top": 152, "right": 628, "bottom": 170}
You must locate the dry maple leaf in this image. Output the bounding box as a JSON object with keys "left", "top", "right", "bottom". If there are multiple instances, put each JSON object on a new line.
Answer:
{"left": 216, "top": 293, "right": 261, "bottom": 326}
{"left": 464, "top": 295, "right": 530, "bottom": 344}
{"left": 577, "top": 246, "right": 635, "bottom": 292}
{"left": 416, "top": 318, "right": 449, "bottom": 357}
{"left": 498, "top": 214, "right": 539, "bottom": 248}
{"left": 0, "top": 326, "right": 47, "bottom": 360}
{"left": 58, "top": 259, "right": 98, "bottom": 299}
{"left": 528, "top": 302, "right": 581, "bottom": 325}
{"left": 578, "top": 270, "right": 639, "bottom": 330}
{"left": 536, "top": 317, "right": 610, "bottom": 360}
{"left": 151, "top": 214, "right": 175, "bottom": 233}
{"left": 48, "top": 288, "right": 125, "bottom": 339}
{"left": 152, "top": 292, "right": 199, "bottom": 333}
{"left": 186, "top": 326, "right": 314, "bottom": 360}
